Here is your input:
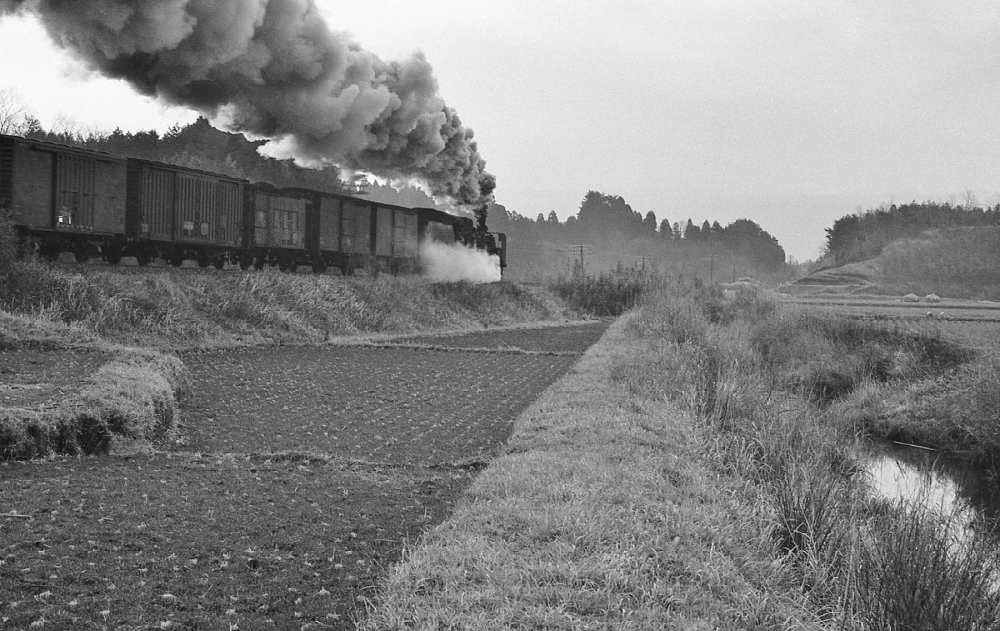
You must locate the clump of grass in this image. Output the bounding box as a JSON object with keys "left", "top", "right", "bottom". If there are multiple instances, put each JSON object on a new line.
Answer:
{"left": 848, "top": 500, "right": 1000, "bottom": 630}
{"left": 0, "top": 349, "right": 186, "bottom": 460}
{"left": 548, "top": 266, "right": 663, "bottom": 316}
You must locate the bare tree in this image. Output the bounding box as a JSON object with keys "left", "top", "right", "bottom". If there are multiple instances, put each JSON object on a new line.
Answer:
{"left": 0, "top": 87, "right": 28, "bottom": 135}
{"left": 962, "top": 188, "right": 980, "bottom": 211}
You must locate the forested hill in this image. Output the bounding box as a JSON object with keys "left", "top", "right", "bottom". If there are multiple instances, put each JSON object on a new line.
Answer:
{"left": 485, "top": 191, "right": 788, "bottom": 281}
{"left": 824, "top": 201, "right": 1000, "bottom": 264}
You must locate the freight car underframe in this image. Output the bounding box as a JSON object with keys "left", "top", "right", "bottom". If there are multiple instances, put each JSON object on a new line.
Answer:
{"left": 16, "top": 227, "right": 424, "bottom": 274}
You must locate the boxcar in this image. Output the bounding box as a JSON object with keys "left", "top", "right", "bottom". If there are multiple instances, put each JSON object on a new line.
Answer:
{"left": 0, "top": 133, "right": 127, "bottom": 262}
{"left": 244, "top": 184, "right": 312, "bottom": 271}
{"left": 259, "top": 188, "right": 421, "bottom": 275}
{"left": 125, "top": 158, "right": 249, "bottom": 267}
{"left": 316, "top": 193, "right": 419, "bottom": 274}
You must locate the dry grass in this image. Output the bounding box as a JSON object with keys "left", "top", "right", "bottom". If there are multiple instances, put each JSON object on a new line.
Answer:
{"left": 0, "top": 261, "right": 571, "bottom": 349}
{"left": 0, "top": 348, "right": 187, "bottom": 460}
{"left": 362, "top": 312, "right": 825, "bottom": 629}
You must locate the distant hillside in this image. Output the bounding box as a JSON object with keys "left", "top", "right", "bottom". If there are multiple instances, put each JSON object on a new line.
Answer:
{"left": 791, "top": 226, "right": 1000, "bottom": 300}
{"left": 823, "top": 201, "right": 1000, "bottom": 264}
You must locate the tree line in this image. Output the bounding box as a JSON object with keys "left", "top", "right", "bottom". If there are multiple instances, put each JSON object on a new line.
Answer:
{"left": 487, "top": 191, "right": 787, "bottom": 273}
{"left": 824, "top": 200, "right": 1000, "bottom": 264}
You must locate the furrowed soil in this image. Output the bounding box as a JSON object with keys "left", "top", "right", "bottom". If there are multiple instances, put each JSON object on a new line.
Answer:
{"left": 0, "top": 320, "right": 611, "bottom": 630}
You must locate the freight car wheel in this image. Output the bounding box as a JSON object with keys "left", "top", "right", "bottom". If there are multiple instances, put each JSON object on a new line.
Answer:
{"left": 170, "top": 254, "right": 184, "bottom": 267}
{"left": 239, "top": 255, "right": 251, "bottom": 271}
{"left": 312, "top": 258, "right": 327, "bottom": 274}
{"left": 213, "top": 258, "right": 225, "bottom": 270}
{"left": 197, "top": 256, "right": 210, "bottom": 269}
{"left": 105, "top": 247, "right": 122, "bottom": 265}
{"left": 253, "top": 256, "right": 266, "bottom": 271}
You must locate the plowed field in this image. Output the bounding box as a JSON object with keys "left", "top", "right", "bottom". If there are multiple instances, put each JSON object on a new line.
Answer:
{"left": 0, "top": 320, "right": 611, "bottom": 630}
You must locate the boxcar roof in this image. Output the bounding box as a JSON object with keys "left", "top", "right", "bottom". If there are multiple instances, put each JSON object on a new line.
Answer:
{"left": 0, "top": 132, "right": 126, "bottom": 163}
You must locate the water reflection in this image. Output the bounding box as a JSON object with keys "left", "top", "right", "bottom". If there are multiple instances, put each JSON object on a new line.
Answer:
{"left": 864, "top": 442, "right": 1000, "bottom": 537}
{"left": 867, "top": 450, "right": 960, "bottom": 513}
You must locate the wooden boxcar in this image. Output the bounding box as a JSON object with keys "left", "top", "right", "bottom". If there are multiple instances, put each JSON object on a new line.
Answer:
{"left": 0, "top": 133, "right": 127, "bottom": 261}
{"left": 125, "top": 158, "right": 249, "bottom": 267}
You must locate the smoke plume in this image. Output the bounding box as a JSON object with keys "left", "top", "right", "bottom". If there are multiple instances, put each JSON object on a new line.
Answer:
{"left": 420, "top": 241, "right": 501, "bottom": 284}
{"left": 0, "top": 0, "right": 495, "bottom": 205}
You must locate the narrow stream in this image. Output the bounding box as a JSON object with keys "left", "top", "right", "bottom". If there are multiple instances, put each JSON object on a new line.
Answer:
{"left": 864, "top": 442, "right": 1000, "bottom": 535}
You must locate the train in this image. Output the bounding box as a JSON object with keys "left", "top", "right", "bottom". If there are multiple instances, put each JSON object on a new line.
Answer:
{"left": 0, "top": 133, "right": 506, "bottom": 275}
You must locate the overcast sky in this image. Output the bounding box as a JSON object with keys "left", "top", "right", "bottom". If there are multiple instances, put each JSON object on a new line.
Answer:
{"left": 1, "top": 1, "right": 998, "bottom": 261}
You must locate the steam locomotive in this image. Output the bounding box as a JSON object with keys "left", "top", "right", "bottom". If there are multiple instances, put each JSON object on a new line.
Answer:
{"left": 0, "top": 133, "right": 506, "bottom": 275}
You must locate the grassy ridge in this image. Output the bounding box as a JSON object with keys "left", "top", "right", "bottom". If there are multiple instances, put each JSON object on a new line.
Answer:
{"left": 0, "top": 260, "right": 573, "bottom": 349}
{"left": 362, "top": 312, "right": 822, "bottom": 629}
{"left": 365, "top": 280, "right": 1000, "bottom": 629}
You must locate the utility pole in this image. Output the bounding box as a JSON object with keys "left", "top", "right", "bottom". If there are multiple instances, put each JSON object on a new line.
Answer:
{"left": 555, "top": 245, "right": 592, "bottom": 273}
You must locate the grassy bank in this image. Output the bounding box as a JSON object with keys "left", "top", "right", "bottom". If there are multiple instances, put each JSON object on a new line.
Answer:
{"left": 0, "top": 259, "right": 580, "bottom": 349}
{"left": 363, "top": 308, "right": 822, "bottom": 629}
{"left": 364, "top": 281, "right": 1000, "bottom": 629}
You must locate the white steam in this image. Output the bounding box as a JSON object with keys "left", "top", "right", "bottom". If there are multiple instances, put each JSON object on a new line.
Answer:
{"left": 421, "top": 241, "right": 501, "bottom": 284}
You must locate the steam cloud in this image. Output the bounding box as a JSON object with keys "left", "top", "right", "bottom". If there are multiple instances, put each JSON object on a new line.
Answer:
{"left": 420, "top": 241, "right": 501, "bottom": 284}
{"left": 0, "top": 0, "right": 495, "bottom": 206}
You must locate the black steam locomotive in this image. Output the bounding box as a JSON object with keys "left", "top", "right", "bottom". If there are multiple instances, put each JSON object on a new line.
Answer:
{"left": 0, "top": 133, "right": 506, "bottom": 275}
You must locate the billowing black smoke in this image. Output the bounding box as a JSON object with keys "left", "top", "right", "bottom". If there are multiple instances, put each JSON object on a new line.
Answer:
{"left": 0, "top": 0, "right": 495, "bottom": 205}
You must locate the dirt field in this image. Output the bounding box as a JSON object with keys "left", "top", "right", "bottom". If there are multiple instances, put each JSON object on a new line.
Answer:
{"left": 781, "top": 294, "right": 1000, "bottom": 350}
{"left": 0, "top": 321, "right": 610, "bottom": 630}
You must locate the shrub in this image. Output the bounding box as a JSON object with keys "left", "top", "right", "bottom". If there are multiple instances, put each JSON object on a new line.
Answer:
{"left": 549, "top": 266, "right": 663, "bottom": 316}
{"left": 848, "top": 502, "right": 1000, "bottom": 630}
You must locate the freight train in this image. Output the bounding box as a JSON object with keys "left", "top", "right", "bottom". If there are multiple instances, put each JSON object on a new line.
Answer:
{"left": 0, "top": 133, "right": 506, "bottom": 275}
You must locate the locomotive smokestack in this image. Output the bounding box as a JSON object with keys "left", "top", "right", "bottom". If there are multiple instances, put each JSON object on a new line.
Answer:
{"left": 0, "top": 0, "right": 495, "bottom": 206}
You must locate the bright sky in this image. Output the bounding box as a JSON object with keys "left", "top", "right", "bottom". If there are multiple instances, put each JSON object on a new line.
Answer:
{"left": 1, "top": 1, "right": 998, "bottom": 261}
